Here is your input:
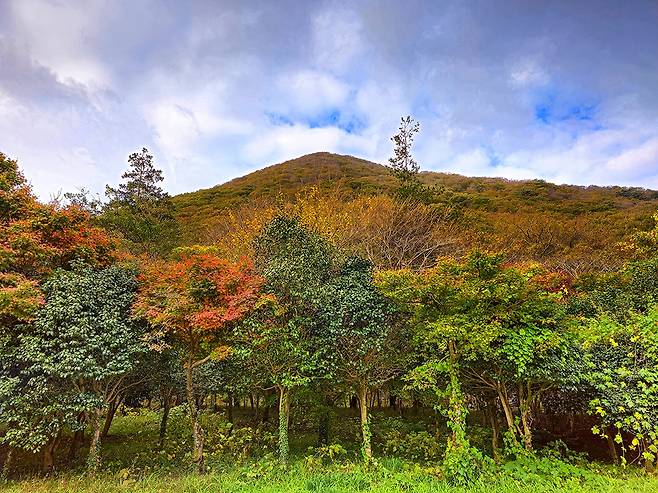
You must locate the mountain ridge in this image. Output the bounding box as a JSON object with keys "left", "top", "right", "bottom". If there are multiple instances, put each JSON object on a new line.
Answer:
{"left": 172, "top": 152, "right": 658, "bottom": 242}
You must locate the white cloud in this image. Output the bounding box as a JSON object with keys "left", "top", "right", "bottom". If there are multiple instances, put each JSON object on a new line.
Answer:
{"left": 1, "top": 0, "right": 657, "bottom": 200}
{"left": 273, "top": 70, "right": 351, "bottom": 116}
{"left": 7, "top": 0, "right": 110, "bottom": 88}
{"left": 311, "top": 7, "right": 363, "bottom": 72}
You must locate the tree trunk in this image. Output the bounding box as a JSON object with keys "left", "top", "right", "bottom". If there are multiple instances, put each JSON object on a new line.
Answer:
{"left": 102, "top": 395, "right": 123, "bottom": 438}
{"left": 41, "top": 434, "right": 59, "bottom": 475}
{"left": 487, "top": 402, "right": 501, "bottom": 462}
{"left": 185, "top": 357, "right": 205, "bottom": 474}
{"left": 159, "top": 388, "right": 172, "bottom": 449}
{"left": 67, "top": 417, "right": 84, "bottom": 464}
{"left": 358, "top": 383, "right": 372, "bottom": 461}
{"left": 606, "top": 428, "right": 619, "bottom": 465}
{"left": 1, "top": 447, "right": 13, "bottom": 480}
{"left": 262, "top": 391, "right": 271, "bottom": 423}
{"left": 87, "top": 408, "right": 103, "bottom": 473}
{"left": 389, "top": 395, "right": 397, "bottom": 409}
{"left": 278, "top": 386, "right": 290, "bottom": 464}
{"left": 227, "top": 393, "right": 234, "bottom": 424}
{"left": 447, "top": 341, "right": 467, "bottom": 448}
{"left": 496, "top": 382, "right": 521, "bottom": 448}
{"left": 518, "top": 383, "right": 533, "bottom": 451}
{"left": 317, "top": 394, "right": 332, "bottom": 447}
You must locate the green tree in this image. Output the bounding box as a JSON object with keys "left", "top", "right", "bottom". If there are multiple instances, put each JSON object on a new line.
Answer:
{"left": 319, "top": 256, "right": 411, "bottom": 460}
{"left": 580, "top": 308, "right": 658, "bottom": 472}
{"left": 246, "top": 216, "right": 334, "bottom": 463}
{"left": 16, "top": 263, "right": 146, "bottom": 472}
{"left": 388, "top": 116, "right": 432, "bottom": 202}
{"left": 103, "top": 148, "right": 178, "bottom": 255}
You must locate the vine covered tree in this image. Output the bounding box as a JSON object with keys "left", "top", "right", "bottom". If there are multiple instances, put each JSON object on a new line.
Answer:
{"left": 319, "top": 256, "right": 411, "bottom": 460}
{"left": 247, "top": 216, "right": 335, "bottom": 463}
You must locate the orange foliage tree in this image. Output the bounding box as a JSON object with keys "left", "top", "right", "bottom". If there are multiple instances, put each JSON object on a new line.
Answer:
{"left": 133, "top": 251, "right": 263, "bottom": 473}
{"left": 1, "top": 151, "right": 115, "bottom": 324}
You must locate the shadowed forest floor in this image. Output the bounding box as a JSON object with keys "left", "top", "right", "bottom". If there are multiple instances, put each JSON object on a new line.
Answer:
{"left": 2, "top": 407, "right": 657, "bottom": 493}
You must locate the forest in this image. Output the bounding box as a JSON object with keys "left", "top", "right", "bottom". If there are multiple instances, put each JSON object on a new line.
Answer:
{"left": 3, "top": 120, "right": 658, "bottom": 493}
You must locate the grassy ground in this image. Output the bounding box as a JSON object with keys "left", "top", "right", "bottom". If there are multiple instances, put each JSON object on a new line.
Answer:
{"left": 2, "top": 464, "right": 658, "bottom": 493}
{"left": 2, "top": 407, "right": 657, "bottom": 492}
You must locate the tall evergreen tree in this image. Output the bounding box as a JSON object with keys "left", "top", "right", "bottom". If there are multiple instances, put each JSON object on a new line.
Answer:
{"left": 102, "top": 148, "right": 178, "bottom": 255}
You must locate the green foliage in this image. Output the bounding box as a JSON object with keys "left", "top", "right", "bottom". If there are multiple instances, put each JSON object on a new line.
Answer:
{"left": 102, "top": 147, "right": 178, "bottom": 256}
{"left": 0, "top": 262, "right": 144, "bottom": 470}
{"left": 580, "top": 308, "right": 658, "bottom": 469}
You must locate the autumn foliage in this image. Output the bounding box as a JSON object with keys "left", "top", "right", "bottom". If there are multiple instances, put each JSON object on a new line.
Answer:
{"left": 134, "top": 253, "right": 263, "bottom": 344}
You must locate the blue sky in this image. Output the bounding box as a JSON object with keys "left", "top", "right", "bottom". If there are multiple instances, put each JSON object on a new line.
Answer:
{"left": 1, "top": 0, "right": 657, "bottom": 199}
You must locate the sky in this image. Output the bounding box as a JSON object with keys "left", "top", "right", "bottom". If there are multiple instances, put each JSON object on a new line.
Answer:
{"left": 1, "top": 0, "right": 658, "bottom": 199}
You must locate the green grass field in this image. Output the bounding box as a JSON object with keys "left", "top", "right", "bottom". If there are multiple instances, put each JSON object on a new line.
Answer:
{"left": 2, "top": 408, "right": 657, "bottom": 493}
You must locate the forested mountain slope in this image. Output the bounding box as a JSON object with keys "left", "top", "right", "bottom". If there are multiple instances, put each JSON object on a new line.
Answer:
{"left": 172, "top": 152, "right": 658, "bottom": 273}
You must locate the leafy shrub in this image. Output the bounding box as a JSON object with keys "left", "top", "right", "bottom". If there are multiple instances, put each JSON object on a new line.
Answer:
{"left": 441, "top": 442, "right": 486, "bottom": 486}
{"left": 381, "top": 430, "right": 442, "bottom": 464}
{"left": 304, "top": 443, "right": 348, "bottom": 468}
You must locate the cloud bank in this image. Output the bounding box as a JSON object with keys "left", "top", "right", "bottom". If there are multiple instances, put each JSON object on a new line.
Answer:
{"left": 1, "top": 0, "right": 657, "bottom": 198}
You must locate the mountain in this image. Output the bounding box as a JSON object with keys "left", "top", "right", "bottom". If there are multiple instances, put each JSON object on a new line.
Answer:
{"left": 172, "top": 152, "right": 658, "bottom": 244}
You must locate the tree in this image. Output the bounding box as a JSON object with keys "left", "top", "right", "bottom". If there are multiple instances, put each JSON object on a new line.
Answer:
{"left": 319, "top": 256, "right": 411, "bottom": 460}
{"left": 457, "top": 258, "right": 569, "bottom": 452}
{"left": 244, "top": 216, "right": 335, "bottom": 463}
{"left": 103, "top": 148, "right": 178, "bottom": 256}
{"left": 580, "top": 308, "right": 658, "bottom": 472}
{"left": 376, "top": 255, "right": 504, "bottom": 483}
{"left": 16, "top": 263, "right": 145, "bottom": 472}
{"left": 0, "top": 153, "right": 116, "bottom": 475}
{"left": 387, "top": 116, "right": 432, "bottom": 202}
{"left": 134, "top": 251, "right": 263, "bottom": 473}
{"left": 388, "top": 116, "right": 420, "bottom": 183}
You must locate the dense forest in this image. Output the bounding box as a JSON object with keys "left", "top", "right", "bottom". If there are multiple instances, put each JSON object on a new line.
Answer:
{"left": 3, "top": 120, "right": 658, "bottom": 492}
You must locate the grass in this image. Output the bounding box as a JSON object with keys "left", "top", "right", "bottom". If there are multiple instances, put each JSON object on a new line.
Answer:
{"left": 2, "top": 463, "right": 658, "bottom": 493}
{"left": 2, "top": 408, "right": 658, "bottom": 493}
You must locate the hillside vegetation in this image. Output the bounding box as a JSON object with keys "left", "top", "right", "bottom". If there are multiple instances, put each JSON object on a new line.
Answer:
{"left": 173, "top": 152, "right": 658, "bottom": 273}
{"left": 5, "top": 146, "right": 658, "bottom": 491}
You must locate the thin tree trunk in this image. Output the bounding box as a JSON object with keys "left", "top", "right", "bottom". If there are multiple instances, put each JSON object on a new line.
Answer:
{"left": 1, "top": 447, "right": 13, "bottom": 480}
{"left": 41, "top": 434, "right": 60, "bottom": 475}
{"left": 317, "top": 394, "right": 331, "bottom": 447}
{"left": 159, "top": 388, "right": 172, "bottom": 449}
{"left": 102, "top": 395, "right": 123, "bottom": 438}
{"left": 185, "top": 356, "right": 205, "bottom": 474}
{"left": 278, "top": 386, "right": 290, "bottom": 464}
{"left": 487, "top": 402, "right": 501, "bottom": 462}
{"left": 358, "top": 383, "right": 372, "bottom": 461}
{"left": 87, "top": 408, "right": 103, "bottom": 473}
{"left": 606, "top": 428, "right": 619, "bottom": 465}
{"left": 262, "top": 391, "right": 271, "bottom": 423}
{"left": 389, "top": 395, "right": 397, "bottom": 409}
{"left": 446, "top": 340, "right": 468, "bottom": 449}
{"left": 518, "top": 383, "right": 533, "bottom": 451}
{"left": 496, "top": 382, "right": 521, "bottom": 448}
{"left": 67, "top": 420, "right": 84, "bottom": 464}
{"left": 227, "top": 393, "right": 234, "bottom": 424}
